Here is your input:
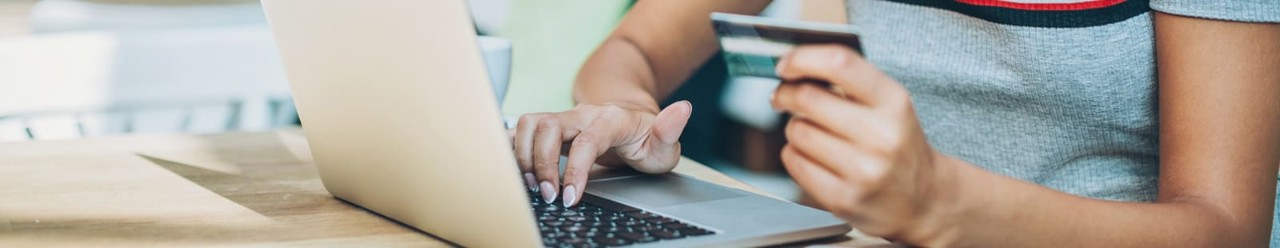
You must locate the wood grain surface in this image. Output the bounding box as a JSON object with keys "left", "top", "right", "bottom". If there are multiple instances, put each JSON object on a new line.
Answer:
{"left": 0, "top": 129, "right": 888, "bottom": 247}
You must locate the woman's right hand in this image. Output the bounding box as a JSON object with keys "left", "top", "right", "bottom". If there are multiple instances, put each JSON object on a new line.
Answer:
{"left": 511, "top": 101, "right": 692, "bottom": 207}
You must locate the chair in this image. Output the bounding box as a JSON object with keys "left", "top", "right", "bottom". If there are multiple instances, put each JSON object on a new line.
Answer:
{"left": 0, "top": 97, "right": 297, "bottom": 142}
{"left": 28, "top": 0, "right": 268, "bottom": 33}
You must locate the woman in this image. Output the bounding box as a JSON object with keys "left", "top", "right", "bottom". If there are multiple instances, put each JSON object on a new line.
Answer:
{"left": 510, "top": 0, "right": 1280, "bottom": 246}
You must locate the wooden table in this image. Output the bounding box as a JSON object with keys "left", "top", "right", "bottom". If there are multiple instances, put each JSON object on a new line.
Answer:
{"left": 0, "top": 129, "right": 890, "bottom": 247}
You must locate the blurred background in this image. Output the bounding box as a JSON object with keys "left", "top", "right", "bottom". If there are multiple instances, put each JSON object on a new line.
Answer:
{"left": 0, "top": 0, "right": 846, "bottom": 203}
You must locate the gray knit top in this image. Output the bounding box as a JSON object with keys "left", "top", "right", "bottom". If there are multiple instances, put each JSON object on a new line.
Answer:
{"left": 841, "top": 0, "right": 1279, "bottom": 242}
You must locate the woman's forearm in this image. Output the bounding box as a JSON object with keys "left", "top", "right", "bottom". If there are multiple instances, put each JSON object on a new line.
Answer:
{"left": 766, "top": 42, "right": 1276, "bottom": 247}
{"left": 571, "top": 1, "right": 772, "bottom": 112}
{"left": 933, "top": 13, "right": 1280, "bottom": 248}
{"left": 939, "top": 159, "right": 1263, "bottom": 247}
{"left": 573, "top": 37, "right": 665, "bottom": 113}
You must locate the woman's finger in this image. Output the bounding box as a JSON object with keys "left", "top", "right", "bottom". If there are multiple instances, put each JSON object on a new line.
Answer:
{"left": 514, "top": 113, "right": 547, "bottom": 191}
{"left": 561, "top": 120, "right": 616, "bottom": 207}
{"left": 531, "top": 116, "right": 566, "bottom": 203}
{"left": 780, "top": 145, "right": 851, "bottom": 218}
{"left": 772, "top": 81, "right": 877, "bottom": 141}
{"left": 626, "top": 101, "right": 692, "bottom": 173}
{"left": 784, "top": 119, "right": 885, "bottom": 180}
{"left": 776, "top": 44, "right": 909, "bottom": 107}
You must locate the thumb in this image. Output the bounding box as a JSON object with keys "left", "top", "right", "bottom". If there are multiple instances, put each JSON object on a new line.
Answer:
{"left": 652, "top": 100, "right": 692, "bottom": 144}
{"left": 625, "top": 100, "right": 692, "bottom": 173}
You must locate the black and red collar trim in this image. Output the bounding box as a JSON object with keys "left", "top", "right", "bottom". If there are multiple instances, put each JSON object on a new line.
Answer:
{"left": 883, "top": 0, "right": 1150, "bottom": 28}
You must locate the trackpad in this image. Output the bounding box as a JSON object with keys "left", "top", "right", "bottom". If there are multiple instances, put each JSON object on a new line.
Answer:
{"left": 587, "top": 174, "right": 746, "bottom": 208}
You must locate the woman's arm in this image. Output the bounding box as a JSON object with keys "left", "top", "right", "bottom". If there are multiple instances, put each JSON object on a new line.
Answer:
{"left": 512, "top": 1, "right": 771, "bottom": 206}
{"left": 955, "top": 12, "right": 1280, "bottom": 247}
{"left": 573, "top": 0, "right": 772, "bottom": 111}
{"left": 769, "top": 12, "right": 1280, "bottom": 247}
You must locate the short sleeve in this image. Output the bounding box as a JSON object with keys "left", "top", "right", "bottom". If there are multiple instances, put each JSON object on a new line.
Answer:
{"left": 1150, "top": 0, "right": 1280, "bottom": 23}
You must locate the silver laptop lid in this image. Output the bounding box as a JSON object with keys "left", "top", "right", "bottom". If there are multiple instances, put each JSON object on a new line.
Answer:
{"left": 261, "top": 0, "right": 539, "bottom": 246}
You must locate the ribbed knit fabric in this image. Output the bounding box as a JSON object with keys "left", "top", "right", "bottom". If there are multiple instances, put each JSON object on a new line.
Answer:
{"left": 842, "top": 0, "right": 1279, "bottom": 244}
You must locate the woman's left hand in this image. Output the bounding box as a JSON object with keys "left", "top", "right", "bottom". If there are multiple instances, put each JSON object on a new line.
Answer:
{"left": 770, "top": 44, "right": 960, "bottom": 245}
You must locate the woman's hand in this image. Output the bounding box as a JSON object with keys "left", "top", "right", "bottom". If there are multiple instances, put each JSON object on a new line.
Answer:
{"left": 511, "top": 101, "right": 692, "bottom": 207}
{"left": 770, "top": 44, "right": 960, "bottom": 245}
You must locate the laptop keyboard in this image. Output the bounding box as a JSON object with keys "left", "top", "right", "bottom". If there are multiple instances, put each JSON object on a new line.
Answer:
{"left": 528, "top": 190, "right": 716, "bottom": 247}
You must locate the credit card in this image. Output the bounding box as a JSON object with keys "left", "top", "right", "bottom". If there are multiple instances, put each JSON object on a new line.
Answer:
{"left": 711, "top": 12, "right": 862, "bottom": 79}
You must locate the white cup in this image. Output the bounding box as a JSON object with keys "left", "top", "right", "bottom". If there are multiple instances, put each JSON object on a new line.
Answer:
{"left": 477, "top": 36, "right": 512, "bottom": 108}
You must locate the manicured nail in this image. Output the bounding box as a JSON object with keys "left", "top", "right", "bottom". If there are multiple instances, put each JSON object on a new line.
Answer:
{"left": 523, "top": 173, "right": 536, "bottom": 191}
{"left": 539, "top": 181, "right": 557, "bottom": 203}
{"left": 562, "top": 185, "right": 577, "bottom": 207}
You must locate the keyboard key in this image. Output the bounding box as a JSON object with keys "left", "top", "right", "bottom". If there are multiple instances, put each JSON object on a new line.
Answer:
{"left": 626, "top": 211, "right": 663, "bottom": 220}
{"left": 559, "top": 237, "right": 589, "bottom": 245}
{"left": 603, "top": 215, "right": 626, "bottom": 222}
{"left": 648, "top": 218, "right": 675, "bottom": 225}
{"left": 663, "top": 222, "right": 691, "bottom": 230}
{"left": 550, "top": 231, "right": 574, "bottom": 239}
{"left": 632, "top": 235, "right": 659, "bottom": 243}
{"left": 593, "top": 200, "right": 642, "bottom": 213}
{"left": 651, "top": 229, "right": 685, "bottom": 240}
{"left": 532, "top": 193, "right": 715, "bottom": 246}
{"left": 593, "top": 236, "right": 632, "bottom": 246}
{"left": 561, "top": 225, "right": 589, "bottom": 233}
{"left": 616, "top": 231, "right": 648, "bottom": 242}
{"left": 634, "top": 225, "right": 661, "bottom": 232}
{"left": 682, "top": 228, "right": 713, "bottom": 236}
{"left": 601, "top": 226, "right": 624, "bottom": 233}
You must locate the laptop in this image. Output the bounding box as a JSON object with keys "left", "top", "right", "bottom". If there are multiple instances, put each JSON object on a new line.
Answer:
{"left": 260, "top": 0, "right": 851, "bottom": 247}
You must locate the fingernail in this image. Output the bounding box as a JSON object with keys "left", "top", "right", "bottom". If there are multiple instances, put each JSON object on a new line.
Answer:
{"left": 539, "top": 181, "right": 557, "bottom": 203}
{"left": 562, "top": 185, "right": 577, "bottom": 207}
{"left": 523, "top": 173, "right": 536, "bottom": 191}
{"left": 770, "top": 90, "right": 783, "bottom": 112}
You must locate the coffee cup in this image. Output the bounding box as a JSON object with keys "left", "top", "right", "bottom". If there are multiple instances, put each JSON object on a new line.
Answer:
{"left": 477, "top": 36, "right": 512, "bottom": 108}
